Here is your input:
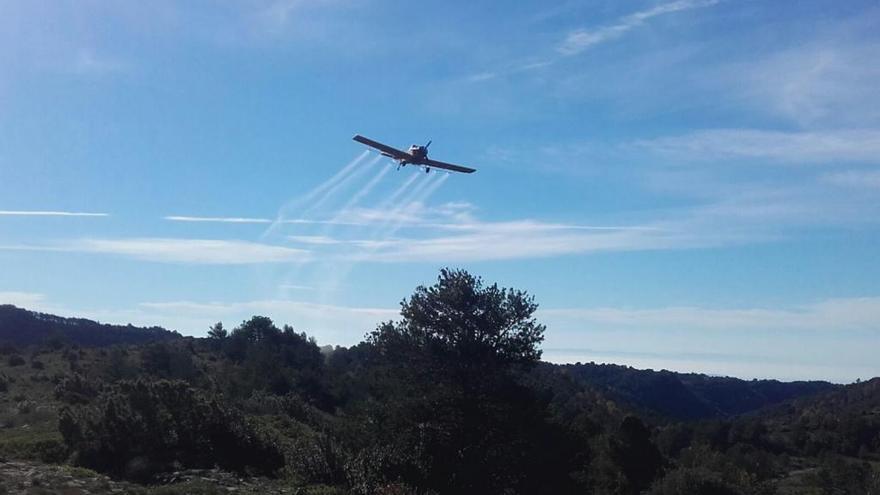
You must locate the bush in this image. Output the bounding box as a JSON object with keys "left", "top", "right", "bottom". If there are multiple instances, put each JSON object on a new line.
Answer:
{"left": 7, "top": 354, "right": 25, "bottom": 367}
{"left": 59, "top": 379, "right": 285, "bottom": 481}
{"left": 55, "top": 373, "right": 102, "bottom": 404}
{"left": 30, "top": 359, "right": 45, "bottom": 370}
{"left": 0, "top": 432, "right": 68, "bottom": 463}
{"left": 649, "top": 467, "right": 743, "bottom": 495}
{"left": 0, "top": 373, "right": 9, "bottom": 393}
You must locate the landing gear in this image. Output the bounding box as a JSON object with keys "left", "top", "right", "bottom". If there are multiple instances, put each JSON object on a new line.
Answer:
{"left": 426, "top": 167, "right": 431, "bottom": 174}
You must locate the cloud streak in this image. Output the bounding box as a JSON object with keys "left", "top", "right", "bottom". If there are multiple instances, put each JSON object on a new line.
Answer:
{"left": 0, "top": 210, "right": 108, "bottom": 217}
{"left": 638, "top": 129, "right": 880, "bottom": 164}
{"left": 164, "top": 216, "right": 272, "bottom": 223}
{"left": 541, "top": 297, "right": 880, "bottom": 333}
{"left": 466, "top": 0, "right": 719, "bottom": 83}
{"left": 69, "top": 238, "right": 311, "bottom": 264}
{"left": 558, "top": 0, "right": 720, "bottom": 56}
{"left": 1, "top": 238, "right": 311, "bottom": 265}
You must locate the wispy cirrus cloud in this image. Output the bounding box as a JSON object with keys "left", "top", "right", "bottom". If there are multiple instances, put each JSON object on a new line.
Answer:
{"left": 636, "top": 129, "right": 880, "bottom": 164}
{"left": 540, "top": 296, "right": 880, "bottom": 382}
{"left": 0, "top": 291, "right": 46, "bottom": 307}
{"left": 164, "top": 215, "right": 272, "bottom": 224}
{"left": 725, "top": 41, "right": 880, "bottom": 127}
{"left": 70, "top": 238, "right": 310, "bottom": 264}
{"left": 558, "top": 0, "right": 720, "bottom": 56}
{"left": 466, "top": 0, "right": 720, "bottom": 83}
{"left": 0, "top": 210, "right": 108, "bottom": 217}
{"left": 1, "top": 238, "right": 310, "bottom": 265}
{"left": 822, "top": 170, "right": 880, "bottom": 189}
{"left": 541, "top": 297, "right": 880, "bottom": 333}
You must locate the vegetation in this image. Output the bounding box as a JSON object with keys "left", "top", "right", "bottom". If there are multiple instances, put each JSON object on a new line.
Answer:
{"left": 1, "top": 268, "right": 878, "bottom": 494}
{"left": 0, "top": 304, "right": 178, "bottom": 347}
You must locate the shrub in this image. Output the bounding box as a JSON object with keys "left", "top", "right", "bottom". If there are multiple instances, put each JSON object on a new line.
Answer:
{"left": 30, "top": 359, "right": 45, "bottom": 370}
{"left": 59, "top": 379, "right": 285, "bottom": 481}
{"left": 0, "top": 373, "right": 9, "bottom": 393}
{"left": 54, "top": 373, "right": 102, "bottom": 404}
{"left": 649, "top": 467, "right": 742, "bottom": 495}
{"left": 7, "top": 354, "right": 25, "bottom": 367}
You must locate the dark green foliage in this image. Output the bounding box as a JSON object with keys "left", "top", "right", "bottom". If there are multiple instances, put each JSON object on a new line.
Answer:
{"left": 103, "top": 347, "right": 137, "bottom": 380}
{"left": 2, "top": 269, "right": 879, "bottom": 494}
{"left": 807, "top": 456, "right": 880, "bottom": 494}
{"left": 141, "top": 342, "right": 200, "bottom": 381}
{"left": 59, "top": 379, "right": 285, "bottom": 481}
{"left": 649, "top": 467, "right": 742, "bottom": 495}
{"left": 30, "top": 359, "right": 44, "bottom": 370}
{"left": 207, "top": 322, "right": 227, "bottom": 340}
{"left": 219, "top": 317, "right": 326, "bottom": 402}
{"left": 563, "top": 362, "right": 837, "bottom": 421}
{"left": 7, "top": 354, "right": 25, "bottom": 367}
{"left": 348, "top": 269, "right": 582, "bottom": 494}
{"left": 369, "top": 268, "right": 545, "bottom": 367}
{"left": 0, "top": 304, "right": 179, "bottom": 347}
{"left": 54, "top": 373, "right": 102, "bottom": 405}
{"left": 612, "top": 416, "right": 665, "bottom": 491}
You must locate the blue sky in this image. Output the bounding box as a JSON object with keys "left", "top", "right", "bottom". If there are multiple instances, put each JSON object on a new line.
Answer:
{"left": 1, "top": 0, "right": 879, "bottom": 382}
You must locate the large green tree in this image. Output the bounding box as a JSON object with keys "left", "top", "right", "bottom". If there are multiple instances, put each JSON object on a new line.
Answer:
{"left": 354, "top": 269, "right": 575, "bottom": 494}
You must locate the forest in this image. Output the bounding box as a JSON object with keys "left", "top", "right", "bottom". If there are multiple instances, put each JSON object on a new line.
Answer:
{"left": 1, "top": 269, "right": 878, "bottom": 494}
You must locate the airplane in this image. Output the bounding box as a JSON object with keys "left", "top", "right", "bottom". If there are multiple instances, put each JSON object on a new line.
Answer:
{"left": 353, "top": 134, "right": 476, "bottom": 174}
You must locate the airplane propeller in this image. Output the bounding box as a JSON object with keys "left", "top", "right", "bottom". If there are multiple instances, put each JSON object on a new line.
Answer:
{"left": 425, "top": 140, "right": 432, "bottom": 149}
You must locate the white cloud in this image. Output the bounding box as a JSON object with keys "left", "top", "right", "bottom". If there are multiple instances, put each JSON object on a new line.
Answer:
{"left": 164, "top": 216, "right": 272, "bottom": 223}
{"left": 540, "top": 297, "right": 880, "bottom": 333}
{"left": 68, "top": 238, "right": 310, "bottom": 264}
{"left": 538, "top": 297, "right": 880, "bottom": 382}
{"left": 288, "top": 235, "right": 345, "bottom": 245}
{"left": 0, "top": 291, "right": 46, "bottom": 307}
{"left": 558, "top": 0, "right": 720, "bottom": 55}
{"left": 346, "top": 224, "right": 704, "bottom": 263}
{"left": 822, "top": 170, "right": 880, "bottom": 189}
{"left": 0, "top": 210, "right": 108, "bottom": 217}
{"left": 731, "top": 42, "right": 880, "bottom": 127}
{"left": 637, "top": 129, "right": 880, "bottom": 164}
{"left": 69, "top": 49, "right": 128, "bottom": 76}
{"left": 279, "top": 284, "right": 315, "bottom": 291}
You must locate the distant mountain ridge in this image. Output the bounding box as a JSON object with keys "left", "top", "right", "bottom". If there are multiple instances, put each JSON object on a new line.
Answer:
{"left": 0, "top": 304, "right": 179, "bottom": 347}
{"left": 0, "top": 304, "right": 839, "bottom": 423}
{"left": 560, "top": 362, "right": 839, "bottom": 421}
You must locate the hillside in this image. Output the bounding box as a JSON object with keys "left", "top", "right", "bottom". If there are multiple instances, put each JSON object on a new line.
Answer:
{"left": 0, "top": 271, "right": 877, "bottom": 494}
{"left": 560, "top": 362, "right": 838, "bottom": 421}
{"left": 0, "top": 305, "right": 179, "bottom": 348}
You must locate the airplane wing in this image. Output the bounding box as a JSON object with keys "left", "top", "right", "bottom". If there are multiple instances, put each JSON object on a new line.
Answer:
{"left": 424, "top": 158, "right": 476, "bottom": 174}
{"left": 353, "top": 135, "right": 407, "bottom": 159}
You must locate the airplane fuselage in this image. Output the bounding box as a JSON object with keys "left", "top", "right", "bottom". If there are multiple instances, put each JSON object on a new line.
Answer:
{"left": 353, "top": 134, "right": 475, "bottom": 174}
{"left": 383, "top": 145, "right": 428, "bottom": 166}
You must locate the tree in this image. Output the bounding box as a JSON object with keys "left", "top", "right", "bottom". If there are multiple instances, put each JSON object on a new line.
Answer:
{"left": 368, "top": 268, "right": 545, "bottom": 370}
{"left": 207, "top": 321, "right": 227, "bottom": 340}
{"left": 357, "top": 269, "right": 559, "bottom": 493}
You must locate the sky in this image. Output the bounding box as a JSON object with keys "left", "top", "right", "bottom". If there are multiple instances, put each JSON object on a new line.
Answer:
{"left": 1, "top": 0, "right": 879, "bottom": 383}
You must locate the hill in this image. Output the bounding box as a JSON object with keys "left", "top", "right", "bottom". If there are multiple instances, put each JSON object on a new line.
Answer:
{"left": 0, "top": 305, "right": 179, "bottom": 348}
{"left": 560, "top": 362, "right": 838, "bottom": 421}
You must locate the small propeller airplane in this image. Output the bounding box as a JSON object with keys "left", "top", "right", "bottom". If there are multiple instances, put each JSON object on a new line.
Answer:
{"left": 353, "top": 134, "right": 476, "bottom": 174}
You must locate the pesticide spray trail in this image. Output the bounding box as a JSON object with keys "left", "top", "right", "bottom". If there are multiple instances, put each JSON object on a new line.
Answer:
{"left": 271, "top": 154, "right": 386, "bottom": 295}
{"left": 279, "top": 159, "right": 391, "bottom": 290}
{"left": 293, "top": 154, "right": 378, "bottom": 226}
{"left": 380, "top": 172, "right": 449, "bottom": 240}
{"left": 370, "top": 171, "right": 446, "bottom": 241}
{"left": 314, "top": 171, "right": 451, "bottom": 304}
{"left": 261, "top": 150, "right": 369, "bottom": 240}
{"left": 327, "top": 156, "right": 387, "bottom": 223}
